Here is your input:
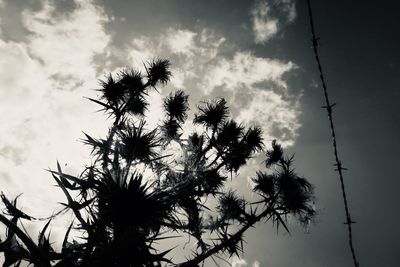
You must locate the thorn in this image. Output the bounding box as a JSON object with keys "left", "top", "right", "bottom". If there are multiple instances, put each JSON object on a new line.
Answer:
{"left": 344, "top": 220, "right": 356, "bottom": 225}
{"left": 334, "top": 161, "right": 348, "bottom": 171}
{"left": 322, "top": 103, "right": 336, "bottom": 113}
{"left": 311, "top": 36, "right": 320, "bottom": 47}
{"left": 152, "top": 85, "right": 160, "bottom": 94}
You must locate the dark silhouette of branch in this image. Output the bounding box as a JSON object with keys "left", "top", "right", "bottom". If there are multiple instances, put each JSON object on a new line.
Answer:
{"left": 0, "top": 214, "right": 51, "bottom": 267}
{"left": 177, "top": 189, "right": 282, "bottom": 266}
{"left": 0, "top": 58, "right": 315, "bottom": 266}
{"left": 306, "top": 1, "right": 360, "bottom": 266}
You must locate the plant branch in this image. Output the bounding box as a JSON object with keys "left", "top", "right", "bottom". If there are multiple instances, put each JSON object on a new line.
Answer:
{"left": 0, "top": 214, "right": 51, "bottom": 267}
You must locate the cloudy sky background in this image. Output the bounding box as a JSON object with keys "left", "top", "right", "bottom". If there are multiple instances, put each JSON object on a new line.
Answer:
{"left": 0, "top": 0, "right": 399, "bottom": 266}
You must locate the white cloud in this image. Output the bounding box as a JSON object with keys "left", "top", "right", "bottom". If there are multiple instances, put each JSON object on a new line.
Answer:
{"left": 127, "top": 36, "right": 157, "bottom": 69}
{"left": 251, "top": 1, "right": 279, "bottom": 44}
{"left": 164, "top": 28, "right": 197, "bottom": 56}
{"left": 126, "top": 28, "right": 225, "bottom": 84}
{"left": 236, "top": 89, "right": 301, "bottom": 147}
{"left": 0, "top": 1, "right": 301, "bottom": 260}
{"left": 230, "top": 257, "right": 262, "bottom": 267}
{"left": 0, "top": 0, "right": 111, "bottom": 221}
{"left": 123, "top": 28, "right": 300, "bottom": 145}
{"left": 122, "top": 29, "right": 300, "bottom": 146}
{"left": 281, "top": 0, "right": 297, "bottom": 22}
{"left": 203, "top": 51, "right": 294, "bottom": 93}
{"left": 231, "top": 257, "right": 248, "bottom": 267}
{"left": 279, "top": 0, "right": 297, "bottom": 22}
{"left": 21, "top": 0, "right": 110, "bottom": 89}
{"left": 250, "top": 0, "right": 297, "bottom": 44}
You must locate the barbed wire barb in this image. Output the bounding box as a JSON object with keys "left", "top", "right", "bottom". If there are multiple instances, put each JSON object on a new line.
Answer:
{"left": 306, "top": 0, "right": 360, "bottom": 266}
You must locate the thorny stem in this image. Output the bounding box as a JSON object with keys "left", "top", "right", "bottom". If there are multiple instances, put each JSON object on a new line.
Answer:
{"left": 0, "top": 214, "right": 51, "bottom": 267}
{"left": 176, "top": 192, "right": 281, "bottom": 266}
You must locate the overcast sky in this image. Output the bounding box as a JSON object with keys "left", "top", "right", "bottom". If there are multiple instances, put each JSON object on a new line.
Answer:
{"left": 0, "top": 0, "right": 399, "bottom": 266}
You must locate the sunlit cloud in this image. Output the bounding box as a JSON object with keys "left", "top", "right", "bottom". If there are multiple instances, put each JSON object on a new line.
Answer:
{"left": 21, "top": 0, "right": 110, "bottom": 89}
{"left": 202, "top": 51, "right": 294, "bottom": 93}
{"left": 0, "top": 0, "right": 111, "bottom": 217}
{"left": 250, "top": 0, "right": 297, "bottom": 44}
{"left": 164, "top": 28, "right": 197, "bottom": 56}
{"left": 231, "top": 256, "right": 248, "bottom": 267}
{"left": 251, "top": 0, "right": 279, "bottom": 44}
{"left": 279, "top": 0, "right": 297, "bottom": 22}
{"left": 0, "top": 0, "right": 301, "bottom": 257}
{"left": 123, "top": 28, "right": 300, "bottom": 145}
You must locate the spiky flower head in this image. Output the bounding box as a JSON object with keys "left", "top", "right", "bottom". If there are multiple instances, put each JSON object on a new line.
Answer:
{"left": 99, "top": 74, "right": 126, "bottom": 105}
{"left": 163, "top": 90, "right": 189, "bottom": 123}
{"left": 265, "top": 140, "right": 283, "bottom": 167}
{"left": 252, "top": 171, "right": 276, "bottom": 198}
{"left": 276, "top": 161, "right": 314, "bottom": 215}
{"left": 160, "top": 119, "right": 181, "bottom": 142}
{"left": 216, "top": 120, "right": 244, "bottom": 148}
{"left": 243, "top": 126, "right": 264, "bottom": 153}
{"left": 194, "top": 98, "right": 229, "bottom": 130}
{"left": 199, "top": 169, "right": 227, "bottom": 195}
{"left": 118, "top": 120, "right": 160, "bottom": 162}
{"left": 119, "top": 69, "right": 145, "bottom": 95}
{"left": 96, "top": 172, "right": 172, "bottom": 234}
{"left": 125, "top": 95, "right": 148, "bottom": 116}
{"left": 147, "top": 58, "right": 171, "bottom": 87}
{"left": 218, "top": 191, "right": 246, "bottom": 222}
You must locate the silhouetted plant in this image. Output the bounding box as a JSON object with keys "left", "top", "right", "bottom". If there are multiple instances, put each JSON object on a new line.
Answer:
{"left": 0, "top": 59, "right": 315, "bottom": 266}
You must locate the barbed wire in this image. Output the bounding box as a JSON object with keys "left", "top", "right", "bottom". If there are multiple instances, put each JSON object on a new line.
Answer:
{"left": 305, "top": 1, "right": 360, "bottom": 266}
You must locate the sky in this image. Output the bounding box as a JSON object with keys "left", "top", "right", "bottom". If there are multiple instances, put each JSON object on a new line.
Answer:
{"left": 0, "top": 0, "right": 399, "bottom": 266}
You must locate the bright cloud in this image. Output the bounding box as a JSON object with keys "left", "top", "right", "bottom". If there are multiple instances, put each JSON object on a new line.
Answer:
{"left": 229, "top": 257, "right": 261, "bottom": 267}
{"left": 250, "top": 0, "right": 297, "bottom": 44}
{"left": 203, "top": 51, "right": 294, "bottom": 92}
{"left": 237, "top": 89, "right": 300, "bottom": 147}
{"left": 231, "top": 257, "right": 248, "bottom": 267}
{"left": 21, "top": 0, "right": 110, "bottom": 89}
{"left": 280, "top": 0, "right": 297, "bottom": 22}
{"left": 164, "top": 28, "right": 197, "bottom": 56}
{"left": 251, "top": 1, "right": 279, "bottom": 44}
{"left": 0, "top": 0, "right": 111, "bottom": 221}
{"left": 123, "top": 27, "right": 300, "bottom": 146}
{"left": 230, "top": 257, "right": 262, "bottom": 267}
{"left": 0, "top": 0, "right": 302, "bottom": 257}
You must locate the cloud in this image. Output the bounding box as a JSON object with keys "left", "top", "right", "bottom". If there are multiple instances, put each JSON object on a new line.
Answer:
{"left": 21, "top": 0, "right": 110, "bottom": 89}
{"left": 125, "top": 28, "right": 225, "bottom": 82}
{"left": 231, "top": 257, "right": 248, "bottom": 267}
{"left": 251, "top": 1, "right": 279, "bottom": 44}
{"left": 122, "top": 28, "right": 300, "bottom": 146}
{"left": 230, "top": 257, "right": 262, "bottom": 267}
{"left": 0, "top": 0, "right": 111, "bottom": 221}
{"left": 202, "top": 51, "right": 294, "bottom": 93}
{"left": 250, "top": 0, "right": 297, "bottom": 44}
{"left": 164, "top": 28, "right": 197, "bottom": 56}
{"left": 236, "top": 89, "right": 301, "bottom": 147}
{"left": 280, "top": 0, "right": 297, "bottom": 22}
{"left": 0, "top": 0, "right": 301, "bottom": 258}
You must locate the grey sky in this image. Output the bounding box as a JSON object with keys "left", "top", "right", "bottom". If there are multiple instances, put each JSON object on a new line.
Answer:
{"left": 0, "top": 0, "right": 399, "bottom": 266}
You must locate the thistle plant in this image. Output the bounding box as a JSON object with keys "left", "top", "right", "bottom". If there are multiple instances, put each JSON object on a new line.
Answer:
{"left": 0, "top": 58, "right": 315, "bottom": 267}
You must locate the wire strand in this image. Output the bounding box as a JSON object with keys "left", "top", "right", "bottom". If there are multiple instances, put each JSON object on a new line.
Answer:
{"left": 306, "top": 1, "right": 360, "bottom": 266}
